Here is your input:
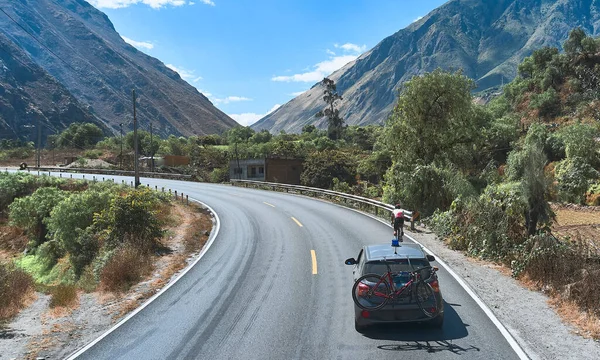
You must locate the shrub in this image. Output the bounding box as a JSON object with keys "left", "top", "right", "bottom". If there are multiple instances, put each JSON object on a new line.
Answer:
{"left": 332, "top": 177, "right": 351, "bottom": 193}
{"left": 0, "top": 261, "right": 34, "bottom": 320}
{"left": 46, "top": 189, "right": 113, "bottom": 275}
{"left": 83, "top": 149, "right": 103, "bottom": 159}
{"left": 49, "top": 284, "right": 78, "bottom": 308}
{"left": 100, "top": 246, "right": 153, "bottom": 292}
{"left": 9, "top": 187, "right": 68, "bottom": 248}
{"left": 555, "top": 157, "right": 599, "bottom": 204}
{"left": 94, "top": 188, "right": 165, "bottom": 251}
{"left": 209, "top": 167, "right": 229, "bottom": 183}
{"left": 529, "top": 88, "right": 560, "bottom": 117}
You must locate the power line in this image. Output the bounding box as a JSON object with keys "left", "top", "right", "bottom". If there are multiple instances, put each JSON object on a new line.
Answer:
{"left": 0, "top": 7, "right": 79, "bottom": 74}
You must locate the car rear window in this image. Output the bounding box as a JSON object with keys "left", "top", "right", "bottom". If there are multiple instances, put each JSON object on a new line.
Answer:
{"left": 364, "top": 258, "right": 429, "bottom": 275}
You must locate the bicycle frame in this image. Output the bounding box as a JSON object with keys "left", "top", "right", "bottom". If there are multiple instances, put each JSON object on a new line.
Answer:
{"left": 368, "top": 262, "right": 431, "bottom": 301}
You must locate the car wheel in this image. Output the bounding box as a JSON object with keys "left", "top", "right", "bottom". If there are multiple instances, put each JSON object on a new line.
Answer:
{"left": 355, "top": 320, "right": 367, "bottom": 333}
{"left": 429, "top": 314, "right": 444, "bottom": 328}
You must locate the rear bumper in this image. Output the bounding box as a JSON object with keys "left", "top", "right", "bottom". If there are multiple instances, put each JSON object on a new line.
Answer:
{"left": 354, "top": 301, "right": 444, "bottom": 327}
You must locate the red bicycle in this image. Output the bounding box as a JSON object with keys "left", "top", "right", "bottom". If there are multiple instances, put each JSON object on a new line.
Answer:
{"left": 352, "top": 260, "right": 439, "bottom": 317}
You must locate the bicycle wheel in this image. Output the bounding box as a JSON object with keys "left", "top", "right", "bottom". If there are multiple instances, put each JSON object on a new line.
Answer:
{"left": 352, "top": 274, "right": 390, "bottom": 311}
{"left": 414, "top": 282, "right": 438, "bottom": 318}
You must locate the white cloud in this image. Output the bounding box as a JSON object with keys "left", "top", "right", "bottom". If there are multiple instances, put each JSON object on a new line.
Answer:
{"left": 121, "top": 36, "right": 154, "bottom": 50}
{"left": 290, "top": 90, "right": 306, "bottom": 97}
{"left": 335, "top": 43, "right": 367, "bottom": 53}
{"left": 229, "top": 104, "right": 281, "bottom": 126}
{"left": 166, "top": 64, "right": 203, "bottom": 83}
{"left": 88, "top": 0, "right": 212, "bottom": 9}
{"left": 272, "top": 55, "right": 357, "bottom": 83}
{"left": 326, "top": 49, "right": 336, "bottom": 56}
{"left": 213, "top": 96, "right": 252, "bottom": 104}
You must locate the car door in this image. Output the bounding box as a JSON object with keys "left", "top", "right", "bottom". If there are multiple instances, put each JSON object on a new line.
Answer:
{"left": 352, "top": 249, "right": 364, "bottom": 281}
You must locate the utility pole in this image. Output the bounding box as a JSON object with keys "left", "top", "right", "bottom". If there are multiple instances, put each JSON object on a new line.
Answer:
{"left": 36, "top": 117, "right": 41, "bottom": 168}
{"left": 133, "top": 89, "right": 140, "bottom": 188}
{"left": 119, "top": 123, "right": 123, "bottom": 170}
{"left": 235, "top": 141, "right": 241, "bottom": 180}
{"left": 150, "top": 122, "right": 154, "bottom": 173}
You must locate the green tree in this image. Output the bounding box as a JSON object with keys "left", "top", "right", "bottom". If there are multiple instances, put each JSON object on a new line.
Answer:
{"left": 56, "top": 123, "right": 104, "bottom": 149}
{"left": 559, "top": 123, "right": 599, "bottom": 165}
{"left": 316, "top": 78, "right": 344, "bottom": 140}
{"left": 300, "top": 150, "right": 357, "bottom": 188}
{"left": 555, "top": 157, "right": 599, "bottom": 204}
{"left": 564, "top": 28, "right": 587, "bottom": 57}
{"left": 383, "top": 69, "right": 478, "bottom": 166}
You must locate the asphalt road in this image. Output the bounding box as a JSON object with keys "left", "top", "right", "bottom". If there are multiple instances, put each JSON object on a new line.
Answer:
{"left": 19, "top": 171, "right": 522, "bottom": 360}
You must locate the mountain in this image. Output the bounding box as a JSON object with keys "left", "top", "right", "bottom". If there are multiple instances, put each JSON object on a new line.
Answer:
{"left": 0, "top": 31, "right": 102, "bottom": 142}
{"left": 0, "top": 0, "right": 238, "bottom": 140}
{"left": 253, "top": 0, "right": 600, "bottom": 134}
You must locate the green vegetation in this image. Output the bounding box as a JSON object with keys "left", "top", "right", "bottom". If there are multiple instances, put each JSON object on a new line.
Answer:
{"left": 0, "top": 172, "right": 170, "bottom": 315}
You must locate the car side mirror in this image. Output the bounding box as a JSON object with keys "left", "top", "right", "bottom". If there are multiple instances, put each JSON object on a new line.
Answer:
{"left": 345, "top": 258, "right": 357, "bottom": 265}
{"left": 426, "top": 255, "right": 435, "bottom": 262}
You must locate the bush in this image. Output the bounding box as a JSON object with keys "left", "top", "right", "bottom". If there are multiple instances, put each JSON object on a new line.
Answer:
{"left": 0, "top": 261, "right": 34, "bottom": 320}
{"left": 209, "top": 167, "right": 229, "bottom": 183}
{"left": 9, "top": 187, "right": 68, "bottom": 248}
{"left": 46, "top": 189, "right": 113, "bottom": 275}
{"left": 49, "top": 284, "right": 78, "bottom": 308}
{"left": 332, "top": 177, "right": 351, "bottom": 193}
{"left": 555, "top": 157, "right": 599, "bottom": 204}
{"left": 100, "top": 246, "right": 153, "bottom": 292}
{"left": 529, "top": 88, "right": 560, "bottom": 117}
{"left": 83, "top": 149, "right": 103, "bottom": 159}
{"left": 94, "top": 188, "right": 165, "bottom": 251}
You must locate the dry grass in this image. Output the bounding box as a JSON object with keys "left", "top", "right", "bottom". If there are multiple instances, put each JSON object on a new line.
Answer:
{"left": 100, "top": 247, "right": 153, "bottom": 293}
{"left": 49, "top": 284, "right": 78, "bottom": 309}
{"left": 0, "top": 262, "right": 35, "bottom": 320}
{"left": 0, "top": 223, "right": 28, "bottom": 253}
{"left": 548, "top": 297, "right": 600, "bottom": 338}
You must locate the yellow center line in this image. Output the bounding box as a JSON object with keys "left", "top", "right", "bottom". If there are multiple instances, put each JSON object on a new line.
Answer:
{"left": 263, "top": 202, "right": 276, "bottom": 208}
{"left": 291, "top": 217, "right": 303, "bottom": 227}
{"left": 311, "top": 250, "right": 318, "bottom": 275}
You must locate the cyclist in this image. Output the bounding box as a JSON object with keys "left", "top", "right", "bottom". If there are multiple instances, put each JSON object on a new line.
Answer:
{"left": 391, "top": 204, "right": 404, "bottom": 240}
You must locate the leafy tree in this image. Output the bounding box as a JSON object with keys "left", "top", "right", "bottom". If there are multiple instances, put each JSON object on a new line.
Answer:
{"left": 159, "top": 135, "right": 189, "bottom": 156}
{"left": 56, "top": 123, "right": 104, "bottom": 149}
{"left": 9, "top": 187, "right": 68, "bottom": 247}
{"left": 225, "top": 126, "right": 255, "bottom": 144}
{"left": 249, "top": 130, "right": 273, "bottom": 144}
{"left": 564, "top": 28, "right": 587, "bottom": 57}
{"left": 301, "top": 150, "right": 357, "bottom": 188}
{"left": 125, "top": 130, "right": 160, "bottom": 156}
{"left": 383, "top": 69, "right": 479, "bottom": 167}
{"left": 316, "top": 78, "right": 344, "bottom": 140}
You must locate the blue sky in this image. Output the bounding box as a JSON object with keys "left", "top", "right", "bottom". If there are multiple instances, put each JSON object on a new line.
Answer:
{"left": 89, "top": 0, "right": 448, "bottom": 126}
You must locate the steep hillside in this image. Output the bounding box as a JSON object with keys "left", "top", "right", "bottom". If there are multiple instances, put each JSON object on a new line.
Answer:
{"left": 253, "top": 0, "right": 600, "bottom": 133}
{"left": 0, "top": 31, "right": 102, "bottom": 143}
{"left": 0, "top": 0, "right": 238, "bottom": 138}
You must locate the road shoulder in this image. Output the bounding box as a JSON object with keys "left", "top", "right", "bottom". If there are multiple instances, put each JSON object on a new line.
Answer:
{"left": 409, "top": 226, "right": 600, "bottom": 360}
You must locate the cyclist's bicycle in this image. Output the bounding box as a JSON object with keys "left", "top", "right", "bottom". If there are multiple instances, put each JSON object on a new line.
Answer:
{"left": 352, "top": 261, "right": 439, "bottom": 317}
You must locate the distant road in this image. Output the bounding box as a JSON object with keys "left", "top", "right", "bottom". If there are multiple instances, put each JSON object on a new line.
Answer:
{"left": 19, "top": 171, "right": 521, "bottom": 359}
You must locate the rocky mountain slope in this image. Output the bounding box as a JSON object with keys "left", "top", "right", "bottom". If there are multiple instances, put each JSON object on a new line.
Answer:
{"left": 0, "top": 0, "right": 237, "bottom": 139}
{"left": 0, "top": 31, "right": 101, "bottom": 143}
{"left": 253, "top": 0, "right": 600, "bottom": 133}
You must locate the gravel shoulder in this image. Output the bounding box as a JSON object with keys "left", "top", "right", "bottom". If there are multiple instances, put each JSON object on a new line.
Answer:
{"left": 408, "top": 226, "right": 600, "bottom": 360}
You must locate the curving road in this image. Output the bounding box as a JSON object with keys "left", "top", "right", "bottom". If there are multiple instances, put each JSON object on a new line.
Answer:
{"left": 21, "top": 172, "right": 523, "bottom": 359}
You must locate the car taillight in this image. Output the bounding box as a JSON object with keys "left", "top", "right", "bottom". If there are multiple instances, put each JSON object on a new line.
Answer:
{"left": 358, "top": 283, "right": 369, "bottom": 297}
{"left": 361, "top": 310, "right": 370, "bottom": 318}
{"left": 430, "top": 280, "right": 440, "bottom": 292}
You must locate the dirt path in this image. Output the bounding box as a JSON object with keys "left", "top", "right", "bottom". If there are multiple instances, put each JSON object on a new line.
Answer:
{"left": 0, "top": 202, "right": 213, "bottom": 360}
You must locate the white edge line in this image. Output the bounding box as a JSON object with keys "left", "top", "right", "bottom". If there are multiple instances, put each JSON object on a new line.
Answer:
{"left": 276, "top": 191, "right": 530, "bottom": 360}
{"left": 65, "top": 197, "right": 221, "bottom": 359}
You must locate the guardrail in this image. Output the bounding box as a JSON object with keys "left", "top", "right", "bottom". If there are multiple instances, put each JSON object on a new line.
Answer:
{"left": 18, "top": 167, "right": 192, "bottom": 180}
{"left": 230, "top": 179, "right": 415, "bottom": 231}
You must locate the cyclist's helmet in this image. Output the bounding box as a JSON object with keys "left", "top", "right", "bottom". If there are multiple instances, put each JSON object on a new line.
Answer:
{"left": 394, "top": 204, "right": 402, "bottom": 209}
